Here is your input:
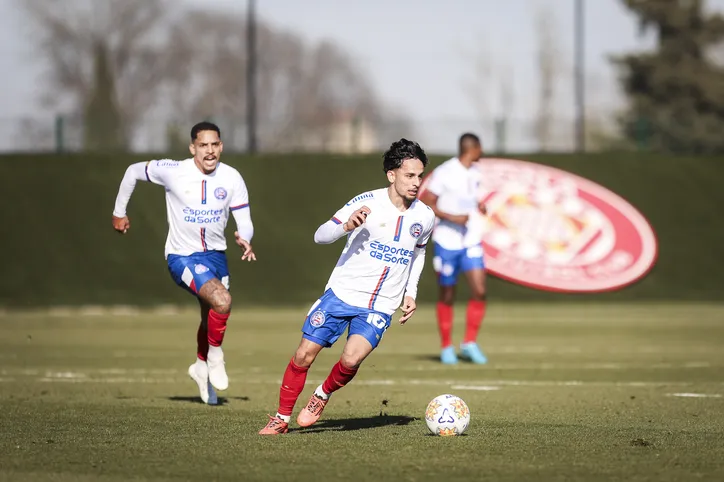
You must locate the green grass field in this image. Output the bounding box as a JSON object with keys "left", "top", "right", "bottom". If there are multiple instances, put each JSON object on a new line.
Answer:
{"left": 2, "top": 303, "right": 723, "bottom": 481}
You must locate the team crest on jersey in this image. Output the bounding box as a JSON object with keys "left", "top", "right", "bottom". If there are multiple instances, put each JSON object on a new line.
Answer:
{"left": 214, "top": 187, "right": 227, "bottom": 200}
{"left": 409, "top": 222, "right": 424, "bottom": 238}
{"left": 309, "top": 310, "right": 325, "bottom": 327}
{"left": 194, "top": 264, "right": 209, "bottom": 274}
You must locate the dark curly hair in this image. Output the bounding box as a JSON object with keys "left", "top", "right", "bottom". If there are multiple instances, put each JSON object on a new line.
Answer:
{"left": 382, "top": 138, "right": 428, "bottom": 173}
{"left": 191, "top": 121, "right": 221, "bottom": 142}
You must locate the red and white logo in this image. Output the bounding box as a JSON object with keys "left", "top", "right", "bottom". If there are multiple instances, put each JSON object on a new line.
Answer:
{"left": 421, "top": 158, "right": 658, "bottom": 293}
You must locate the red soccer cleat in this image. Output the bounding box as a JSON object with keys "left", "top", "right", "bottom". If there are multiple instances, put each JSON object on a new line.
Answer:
{"left": 258, "top": 415, "right": 289, "bottom": 435}
{"left": 296, "top": 394, "right": 328, "bottom": 427}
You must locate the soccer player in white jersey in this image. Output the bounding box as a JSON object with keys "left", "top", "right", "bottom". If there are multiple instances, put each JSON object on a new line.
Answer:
{"left": 419, "top": 133, "right": 488, "bottom": 365}
{"left": 111, "top": 121, "right": 256, "bottom": 405}
{"left": 259, "top": 138, "right": 436, "bottom": 435}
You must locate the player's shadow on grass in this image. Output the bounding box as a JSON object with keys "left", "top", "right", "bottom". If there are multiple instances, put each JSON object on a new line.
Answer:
{"left": 165, "top": 396, "right": 251, "bottom": 405}
{"left": 291, "top": 414, "right": 418, "bottom": 434}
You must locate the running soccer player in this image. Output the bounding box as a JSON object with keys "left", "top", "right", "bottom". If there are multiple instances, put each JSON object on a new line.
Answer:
{"left": 419, "top": 133, "right": 488, "bottom": 365}
{"left": 258, "top": 138, "right": 436, "bottom": 435}
{"left": 111, "top": 121, "right": 256, "bottom": 405}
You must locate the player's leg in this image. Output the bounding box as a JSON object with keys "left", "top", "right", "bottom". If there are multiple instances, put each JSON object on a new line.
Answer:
{"left": 459, "top": 246, "right": 488, "bottom": 364}
{"left": 259, "top": 337, "right": 326, "bottom": 435}
{"left": 167, "top": 254, "right": 227, "bottom": 398}
{"left": 260, "top": 290, "right": 349, "bottom": 435}
{"left": 187, "top": 300, "right": 218, "bottom": 405}
{"left": 196, "top": 278, "right": 232, "bottom": 390}
{"left": 433, "top": 243, "right": 462, "bottom": 364}
{"left": 297, "top": 309, "right": 389, "bottom": 427}
{"left": 167, "top": 252, "right": 233, "bottom": 391}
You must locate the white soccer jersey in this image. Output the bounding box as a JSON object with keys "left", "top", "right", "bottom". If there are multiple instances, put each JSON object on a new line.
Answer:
{"left": 425, "top": 157, "right": 484, "bottom": 251}
{"left": 113, "top": 158, "right": 251, "bottom": 258}
{"left": 323, "top": 188, "right": 436, "bottom": 315}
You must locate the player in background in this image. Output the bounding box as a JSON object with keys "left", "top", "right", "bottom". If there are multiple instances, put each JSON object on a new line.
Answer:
{"left": 419, "top": 133, "right": 488, "bottom": 365}
{"left": 111, "top": 121, "right": 256, "bottom": 405}
{"left": 259, "top": 138, "right": 436, "bottom": 435}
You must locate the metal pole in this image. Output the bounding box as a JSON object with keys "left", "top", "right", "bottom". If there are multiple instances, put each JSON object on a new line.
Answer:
{"left": 247, "top": 0, "right": 257, "bottom": 154}
{"left": 574, "top": 0, "right": 585, "bottom": 153}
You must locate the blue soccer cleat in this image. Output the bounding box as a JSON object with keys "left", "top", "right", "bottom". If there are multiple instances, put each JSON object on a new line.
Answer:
{"left": 440, "top": 346, "right": 458, "bottom": 364}
{"left": 459, "top": 342, "right": 488, "bottom": 364}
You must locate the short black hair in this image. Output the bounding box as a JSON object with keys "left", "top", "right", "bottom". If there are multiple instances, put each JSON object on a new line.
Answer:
{"left": 383, "top": 138, "right": 428, "bottom": 173}
{"left": 191, "top": 121, "right": 221, "bottom": 142}
{"left": 458, "top": 132, "right": 481, "bottom": 153}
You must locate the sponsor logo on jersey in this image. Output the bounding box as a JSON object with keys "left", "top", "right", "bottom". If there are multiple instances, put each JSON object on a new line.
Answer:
{"left": 182, "top": 207, "right": 224, "bottom": 224}
{"left": 156, "top": 160, "right": 179, "bottom": 168}
{"left": 369, "top": 240, "right": 413, "bottom": 265}
{"left": 309, "top": 310, "right": 325, "bottom": 327}
{"left": 420, "top": 158, "right": 657, "bottom": 293}
{"left": 214, "top": 187, "right": 227, "bottom": 200}
{"left": 409, "top": 222, "right": 423, "bottom": 238}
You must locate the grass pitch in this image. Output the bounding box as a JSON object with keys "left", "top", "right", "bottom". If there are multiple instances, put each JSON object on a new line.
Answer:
{"left": 1, "top": 303, "right": 723, "bottom": 481}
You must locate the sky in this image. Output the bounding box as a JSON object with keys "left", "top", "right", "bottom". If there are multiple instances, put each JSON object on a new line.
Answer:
{"left": 2, "top": 0, "right": 724, "bottom": 153}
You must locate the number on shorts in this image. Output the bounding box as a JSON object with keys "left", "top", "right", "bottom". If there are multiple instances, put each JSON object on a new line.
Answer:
{"left": 366, "top": 313, "right": 387, "bottom": 330}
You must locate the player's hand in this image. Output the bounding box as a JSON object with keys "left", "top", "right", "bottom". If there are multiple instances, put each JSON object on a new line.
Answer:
{"left": 399, "top": 296, "right": 417, "bottom": 325}
{"left": 112, "top": 215, "right": 130, "bottom": 234}
{"left": 446, "top": 214, "right": 469, "bottom": 226}
{"left": 344, "top": 206, "right": 371, "bottom": 232}
{"left": 235, "top": 232, "right": 257, "bottom": 262}
{"left": 478, "top": 201, "right": 488, "bottom": 215}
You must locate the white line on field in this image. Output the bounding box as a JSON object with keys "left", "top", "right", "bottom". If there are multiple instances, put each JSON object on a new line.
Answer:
{"left": 367, "top": 361, "right": 715, "bottom": 371}
{"left": 450, "top": 385, "right": 502, "bottom": 391}
{"left": 666, "top": 393, "right": 723, "bottom": 398}
{"left": 2, "top": 370, "right": 702, "bottom": 389}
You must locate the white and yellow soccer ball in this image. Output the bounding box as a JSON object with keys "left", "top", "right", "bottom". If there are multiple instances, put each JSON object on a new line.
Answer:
{"left": 424, "top": 394, "right": 471, "bottom": 436}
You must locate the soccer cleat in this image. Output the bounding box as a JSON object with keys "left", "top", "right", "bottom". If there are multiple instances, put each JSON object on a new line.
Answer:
{"left": 459, "top": 342, "right": 488, "bottom": 364}
{"left": 188, "top": 361, "right": 218, "bottom": 405}
{"left": 440, "top": 346, "right": 458, "bottom": 364}
{"left": 258, "top": 415, "right": 289, "bottom": 435}
{"left": 296, "top": 394, "right": 329, "bottom": 427}
{"left": 207, "top": 349, "right": 229, "bottom": 391}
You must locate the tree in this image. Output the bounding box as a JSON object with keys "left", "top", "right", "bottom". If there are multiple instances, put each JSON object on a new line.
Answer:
{"left": 164, "top": 9, "right": 402, "bottom": 153}
{"left": 534, "top": 5, "right": 562, "bottom": 152}
{"left": 84, "top": 41, "right": 124, "bottom": 151}
{"left": 612, "top": 0, "right": 724, "bottom": 153}
{"left": 20, "top": 0, "right": 187, "bottom": 150}
{"left": 21, "top": 0, "right": 408, "bottom": 153}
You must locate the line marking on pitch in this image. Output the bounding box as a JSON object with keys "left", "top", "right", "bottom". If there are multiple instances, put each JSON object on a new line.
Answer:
{"left": 666, "top": 393, "right": 723, "bottom": 399}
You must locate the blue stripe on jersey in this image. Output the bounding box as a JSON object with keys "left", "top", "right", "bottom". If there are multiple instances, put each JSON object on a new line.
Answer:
{"left": 393, "top": 216, "right": 404, "bottom": 241}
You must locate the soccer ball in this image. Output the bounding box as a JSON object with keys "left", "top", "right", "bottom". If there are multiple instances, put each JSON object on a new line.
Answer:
{"left": 424, "top": 394, "right": 471, "bottom": 436}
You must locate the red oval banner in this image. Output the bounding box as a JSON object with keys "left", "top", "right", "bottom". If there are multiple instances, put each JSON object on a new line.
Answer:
{"left": 420, "top": 158, "right": 658, "bottom": 293}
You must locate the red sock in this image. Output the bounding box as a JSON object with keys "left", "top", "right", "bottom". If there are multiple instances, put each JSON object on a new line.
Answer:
{"left": 278, "top": 359, "right": 309, "bottom": 417}
{"left": 207, "top": 310, "right": 229, "bottom": 347}
{"left": 436, "top": 302, "right": 454, "bottom": 348}
{"left": 321, "top": 361, "right": 358, "bottom": 395}
{"left": 196, "top": 321, "right": 209, "bottom": 361}
{"left": 464, "top": 300, "right": 487, "bottom": 343}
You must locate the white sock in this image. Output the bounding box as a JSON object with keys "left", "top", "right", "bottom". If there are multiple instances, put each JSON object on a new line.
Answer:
{"left": 207, "top": 345, "right": 223, "bottom": 361}
{"left": 314, "top": 384, "right": 330, "bottom": 400}
{"left": 195, "top": 358, "right": 207, "bottom": 371}
{"left": 275, "top": 413, "right": 291, "bottom": 423}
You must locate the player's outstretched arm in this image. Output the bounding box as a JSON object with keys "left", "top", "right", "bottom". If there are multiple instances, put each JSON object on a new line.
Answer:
{"left": 314, "top": 206, "right": 371, "bottom": 244}
{"left": 112, "top": 162, "right": 151, "bottom": 234}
